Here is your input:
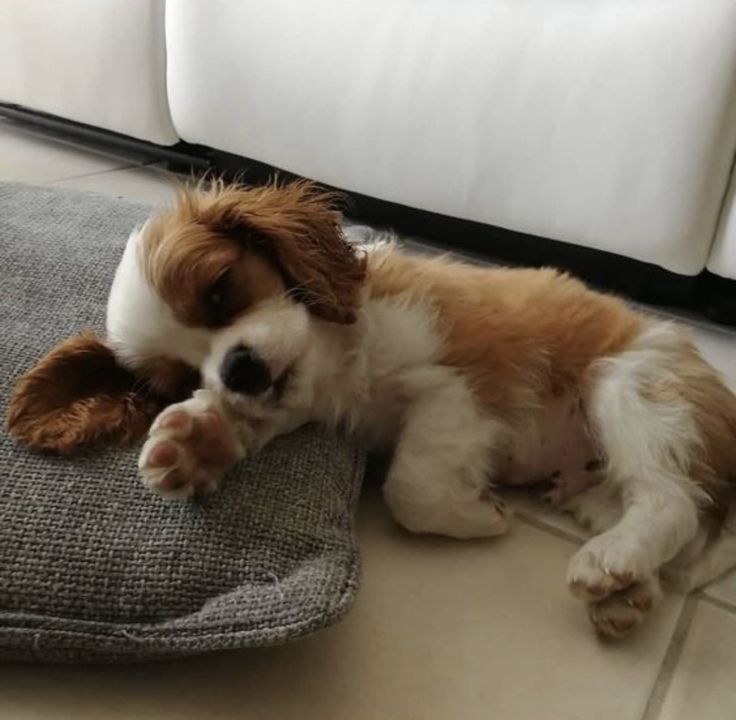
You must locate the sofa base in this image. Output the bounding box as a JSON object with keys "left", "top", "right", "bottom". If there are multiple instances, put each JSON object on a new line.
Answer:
{"left": 0, "top": 104, "right": 208, "bottom": 172}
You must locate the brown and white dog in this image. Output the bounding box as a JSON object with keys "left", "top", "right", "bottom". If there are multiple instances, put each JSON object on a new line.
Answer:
{"left": 8, "top": 179, "right": 736, "bottom": 638}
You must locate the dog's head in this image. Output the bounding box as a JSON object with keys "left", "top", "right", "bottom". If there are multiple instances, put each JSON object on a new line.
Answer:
{"left": 7, "top": 179, "right": 366, "bottom": 452}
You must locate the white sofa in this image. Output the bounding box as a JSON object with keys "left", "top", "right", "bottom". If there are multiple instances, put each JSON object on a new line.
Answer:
{"left": 2, "top": 0, "right": 736, "bottom": 283}
{"left": 0, "top": 0, "right": 177, "bottom": 145}
{"left": 710, "top": 179, "right": 736, "bottom": 281}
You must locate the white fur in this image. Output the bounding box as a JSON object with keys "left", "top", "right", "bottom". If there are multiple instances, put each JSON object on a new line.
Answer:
{"left": 382, "top": 371, "right": 509, "bottom": 538}
{"left": 202, "top": 296, "right": 311, "bottom": 422}
{"left": 669, "top": 505, "right": 736, "bottom": 591}
{"left": 106, "top": 227, "right": 209, "bottom": 368}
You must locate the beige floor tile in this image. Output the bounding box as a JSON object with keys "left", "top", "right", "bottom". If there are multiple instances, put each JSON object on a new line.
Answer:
{"left": 704, "top": 570, "right": 736, "bottom": 609}
{"left": 0, "top": 118, "right": 145, "bottom": 184}
{"left": 0, "top": 486, "right": 684, "bottom": 720}
{"left": 657, "top": 602, "right": 736, "bottom": 720}
{"left": 53, "top": 164, "right": 182, "bottom": 206}
{"left": 505, "top": 489, "right": 591, "bottom": 542}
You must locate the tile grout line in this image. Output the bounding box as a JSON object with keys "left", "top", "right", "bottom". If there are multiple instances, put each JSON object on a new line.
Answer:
{"left": 514, "top": 510, "right": 584, "bottom": 545}
{"left": 696, "top": 591, "right": 736, "bottom": 616}
{"left": 48, "top": 159, "right": 163, "bottom": 185}
{"left": 640, "top": 595, "right": 699, "bottom": 720}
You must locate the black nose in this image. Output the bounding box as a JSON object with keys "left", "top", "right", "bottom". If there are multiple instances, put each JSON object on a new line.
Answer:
{"left": 220, "top": 345, "right": 272, "bottom": 395}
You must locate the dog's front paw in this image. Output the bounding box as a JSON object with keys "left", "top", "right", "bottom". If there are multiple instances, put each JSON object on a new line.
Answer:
{"left": 566, "top": 532, "right": 652, "bottom": 602}
{"left": 138, "top": 391, "right": 245, "bottom": 499}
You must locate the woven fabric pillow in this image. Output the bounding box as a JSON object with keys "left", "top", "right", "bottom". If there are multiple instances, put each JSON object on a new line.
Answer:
{"left": 0, "top": 182, "right": 364, "bottom": 663}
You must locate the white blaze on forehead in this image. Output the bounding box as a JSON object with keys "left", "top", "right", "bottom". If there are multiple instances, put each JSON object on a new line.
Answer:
{"left": 105, "top": 225, "right": 210, "bottom": 368}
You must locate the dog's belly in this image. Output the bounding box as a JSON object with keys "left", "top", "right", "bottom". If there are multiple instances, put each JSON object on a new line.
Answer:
{"left": 498, "top": 393, "right": 605, "bottom": 503}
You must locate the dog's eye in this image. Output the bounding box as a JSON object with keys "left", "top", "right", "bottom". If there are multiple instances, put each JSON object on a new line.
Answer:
{"left": 205, "top": 269, "right": 230, "bottom": 318}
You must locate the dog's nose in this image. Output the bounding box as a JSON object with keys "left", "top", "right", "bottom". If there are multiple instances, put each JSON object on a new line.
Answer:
{"left": 220, "top": 345, "right": 272, "bottom": 395}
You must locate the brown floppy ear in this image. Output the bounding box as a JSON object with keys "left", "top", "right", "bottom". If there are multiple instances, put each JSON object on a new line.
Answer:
{"left": 6, "top": 332, "right": 162, "bottom": 454}
{"left": 201, "top": 180, "right": 366, "bottom": 324}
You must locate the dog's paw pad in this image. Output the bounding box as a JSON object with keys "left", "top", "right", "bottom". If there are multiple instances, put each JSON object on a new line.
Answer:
{"left": 590, "top": 603, "right": 642, "bottom": 638}
{"left": 146, "top": 440, "right": 180, "bottom": 468}
{"left": 139, "top": 398, "right": 244, "bottom": 499}
{"left": 156, "top": 409, "right": 191, "bottom": 433}
{"left": 588, "top": 578, "right": 661, "bottom": 639}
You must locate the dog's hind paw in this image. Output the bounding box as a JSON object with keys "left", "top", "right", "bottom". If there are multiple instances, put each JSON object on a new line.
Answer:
{"left": 588, "top": 576, "right": 662, "bottom": 638}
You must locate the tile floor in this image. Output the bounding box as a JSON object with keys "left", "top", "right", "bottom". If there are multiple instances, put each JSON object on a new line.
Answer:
{"left": 1, "top": 116, "right": 736, "bottom": 720}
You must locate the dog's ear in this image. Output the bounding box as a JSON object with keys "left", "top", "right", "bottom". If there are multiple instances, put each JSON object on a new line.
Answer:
{"left": 6, "top": 332, "right": 163, "bottom": 454}
{"left": 198, "top": 180, "right": 366, "bottom": 324}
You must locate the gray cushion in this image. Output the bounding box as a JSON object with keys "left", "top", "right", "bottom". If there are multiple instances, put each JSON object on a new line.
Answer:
{"left": 0, "top": 182, "right": 364, "bottom": 663}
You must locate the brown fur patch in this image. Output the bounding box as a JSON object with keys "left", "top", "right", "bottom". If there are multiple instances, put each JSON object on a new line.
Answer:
{"left": 647, "top": 330, "right": 736, "bottom": 518}
{"left": 7, "top": 333, "right": 166, "bottom": 453}
{"left": 131, "top": 355, "right": 201, "bottom": 399}
{"left": 366, "top": 248, "right": 643, "bottom": 412}
{"left": 141, "top": 178, "right": 366, "bottom": 326}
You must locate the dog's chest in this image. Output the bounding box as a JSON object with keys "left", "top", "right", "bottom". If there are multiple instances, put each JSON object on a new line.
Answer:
{"left": 320, "top": 294, "right": 443, "bottom": 446}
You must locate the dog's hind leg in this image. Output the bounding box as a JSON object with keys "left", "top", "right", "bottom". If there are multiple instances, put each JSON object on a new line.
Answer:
{"left": 664, "top": 502, "right": 736, "bottom": 592}
{"left": 566, "top": 326, "right": 709, "bottom": 636}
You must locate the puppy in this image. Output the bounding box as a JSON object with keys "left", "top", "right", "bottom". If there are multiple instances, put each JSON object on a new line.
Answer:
{"left": 8, "top": 179, "right": 736, "bottom": 638}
